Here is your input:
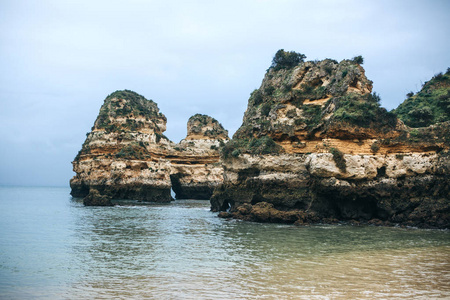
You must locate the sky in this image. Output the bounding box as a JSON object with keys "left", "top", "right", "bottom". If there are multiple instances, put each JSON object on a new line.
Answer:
{"left": 0, "top": 0, "right": 449, "bottom": 187}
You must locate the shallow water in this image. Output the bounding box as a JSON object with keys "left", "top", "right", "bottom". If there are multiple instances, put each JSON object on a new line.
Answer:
{"left": 0, "top": 186, "right": 449, "bottom": 299}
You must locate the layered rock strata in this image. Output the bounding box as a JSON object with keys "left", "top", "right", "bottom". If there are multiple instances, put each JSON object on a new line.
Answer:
{"left": 170, "top": 114, "right": 229, "bottom": 199}
{"left": 211, "top": 55, "right": 450, "bottom": 228}
{"left": 70, "top": 90, "right": 229, "bottom": 204}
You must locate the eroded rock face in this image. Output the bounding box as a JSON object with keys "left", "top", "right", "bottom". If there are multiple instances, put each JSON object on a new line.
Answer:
{"left": 212, "top": 152, "right": 449, "bottom": 227}
{"left": 70, "top": 90, "right": 229, "bottom": 203}
{"left": 185, "top": 113, "right": 229, "bottom": 141}
{"left": 212, "top": 56, "right": 450, "bottom": 228}
{"left": 170, "top": 114, "right": 229, "bottom": 199}
{"left": 70, "top": 90, "right": 173, "bottom": 203}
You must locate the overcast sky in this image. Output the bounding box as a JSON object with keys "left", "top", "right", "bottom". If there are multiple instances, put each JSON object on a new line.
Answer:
{"left": 0, "top": 0, "right": 449, "bottom": 186}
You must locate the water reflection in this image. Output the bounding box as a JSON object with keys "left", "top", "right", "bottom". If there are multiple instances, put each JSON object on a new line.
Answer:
{"left": 0, "top": 188, "right": 448, "bottom": 299}
{"left": 69, "top": 201, "right": 245, "bottom": 298}
{"left": 67, "top": 199, "right": 450, "bottom": 299}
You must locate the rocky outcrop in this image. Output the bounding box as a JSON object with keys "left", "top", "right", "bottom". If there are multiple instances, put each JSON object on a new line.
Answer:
{"left": 70, "top": 90, "right": 229, "bottom": 204}
{"left": 211, "top": 52, "right": 450, "bottom": 228}
{"left": 70, "top": 90, "right": 173, "bottom": 203}
{"left": 170, "top": 114, "right": 229, "bottom": 199}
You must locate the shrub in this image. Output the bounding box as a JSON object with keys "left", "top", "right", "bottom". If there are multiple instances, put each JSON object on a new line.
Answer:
{"left": 406, "top": 91, "right": 414, "bottom": 98}
{"left": 302, "top": 105, "right": 322, "bottom": 128}
{"left": 437, "top": 91, "right": 450, "bottom": 113}
{"left": 155, "top": 133, "right": 168, "bottom": 143}
{"left": 330, "top": 147, "right": 346, "bottom": 172}
{"left": 221, "top": 139, "right": 249, "bottom": 159}
{"left": 221, "top": 136, "right": 282, "bottom": 158}
{"left": 248, "top": 136, "right": 282, "bottom": 155}
{"left": 282, "top": 83, "right": 293, "bottom": 93}
{"left": 410, "top": 129, "right": 419, "bottom": 137}
{"left": 367, "top": 92, "right": 381, "bottom": 103}
{"left": 294, "top": 119, "right": 303, "bottom": 126}
{"left": 264, "top": 86, "right": 275, "bottom": 96}
{"left": 324, "top": 65, "right": 333, "bottom": 75}
{"left": 115, "top": 144, "right": 147, "bottom": 160}
{"left": 271, "top": 49, "right": 306, "bottom": 70}
{"left": 371, "top": 141, "right": 380, "bottom": 153}
{"left": 407, "top": 106, "right": 434, "bottom": 127}
{"left": 333, "top": 94, "right": 397, "bottom": 128}
{"left": 394, "top": 70, "right": 450, "bottom": 127}
{"left": 351, "top": 55, "right": 364, "bottom": 65}
{"left": 303, "top": 84, "right": 314, "bottom": 94}
{"left": 433, "top": 72, "right": 444, "bottom": 81}
{"left": 261, "top": 103, "right": 271, "bottom": 116}
{"left": 251, "top": 90, "right": 263, "bottom": 106}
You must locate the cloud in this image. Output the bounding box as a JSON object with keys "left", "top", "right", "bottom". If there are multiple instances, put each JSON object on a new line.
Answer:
{"left": 0, "top": 0, "right": 449, "bottom": 186}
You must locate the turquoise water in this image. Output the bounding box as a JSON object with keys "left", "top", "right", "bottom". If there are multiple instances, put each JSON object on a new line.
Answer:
{"left": 0, "top": 186, "right": 449, "bottom": 299}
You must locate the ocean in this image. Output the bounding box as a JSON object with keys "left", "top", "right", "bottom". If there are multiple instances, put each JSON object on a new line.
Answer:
{"left": 0, "top": 186, "right": 449, "bottom": 299}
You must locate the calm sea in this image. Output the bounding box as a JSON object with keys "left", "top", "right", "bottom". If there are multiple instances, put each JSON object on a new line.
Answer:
{"left": 0, "top": 186, "right": 449, "bottom": 299}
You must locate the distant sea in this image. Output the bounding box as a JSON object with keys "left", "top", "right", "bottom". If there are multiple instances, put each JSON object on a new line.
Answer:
{"left": 0, "top": 186, "right": 449, "bottom": 299}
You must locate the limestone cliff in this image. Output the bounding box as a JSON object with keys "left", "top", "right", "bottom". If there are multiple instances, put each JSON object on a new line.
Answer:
{"left": 70, "top": 90, "right": 229, "bottom": 204}
{"left": 70, "top": 90, "right": 173, "bottom": 203}
{"left": 212, "top": 51, "right": 450, "bottom": 228}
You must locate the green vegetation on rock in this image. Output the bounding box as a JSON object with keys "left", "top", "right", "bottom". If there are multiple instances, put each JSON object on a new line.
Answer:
{"left": 115, "top": 143, "right": 150, "bottom": 160}
{"left": 329, "top": 147, "right": 346, "bottom": 172}
{"left": 301, "top": 105, "right": 323, "bottom": 129}
{"left": 94, "top": 89, "right": 165, "bottom": 132}
{"left": 393, "top": 70, "right": 450, "bottom": 127}
{"left": 270, "top": 49, "right": 306, "bottom": 71}
{"left": 188, "top": 113, "right": 228, "bottom": 138}
{"left": 351, "top": 55, "right": 364, "bottom": 65}
{"left": 221, "top": 136, "right": 283, "bottom": 159}
{"left": 227, "top": 53, "right": 398, "bottom": 156}
{"left": 332, "top": 93, "right": 397, "bottom": 128}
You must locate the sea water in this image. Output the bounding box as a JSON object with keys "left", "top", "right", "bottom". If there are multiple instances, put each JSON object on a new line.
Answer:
{"left": 0, "top": 186, "right": 449, "bottom": 299}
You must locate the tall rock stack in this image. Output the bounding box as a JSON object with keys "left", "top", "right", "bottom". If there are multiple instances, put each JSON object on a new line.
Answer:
{"left": 211, "top": 52, "right": 450, "bottom": 228}
{"left": 70, "top": 90, "right": 229, "bottom": 204}
{"left": 70, "top": 90, "right": 174, "bottom": 203}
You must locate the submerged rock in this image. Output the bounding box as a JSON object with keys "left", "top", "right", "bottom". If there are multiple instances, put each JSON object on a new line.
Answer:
{"left": 83, "top": 189, "right": 113, "bottom": 206}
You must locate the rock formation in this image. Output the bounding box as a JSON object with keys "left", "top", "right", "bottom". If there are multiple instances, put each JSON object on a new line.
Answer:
{"left": 70, "top": 90, "right": 229, "bottom": 204}
{"left": 170, "top": 114, "right": 229, "bottom": 199}
{"left": 211, "top": 51, "right": 450, "bottom": 228}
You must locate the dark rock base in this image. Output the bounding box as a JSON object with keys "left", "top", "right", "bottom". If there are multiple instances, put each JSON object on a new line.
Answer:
{"left": 83, "top": 189, "right": 113, "bottom": 206}
{"left": 218, "top": 202, "right": 319, "bottom": 225}
{"left": 71, "top": 182, "right": 172, "bottom": 204}
{"left": 70, "top": 182, "right": 90, "bottom": 198}
{"left": 212, "top": 175, "right": 450, "bottom": 229}
{"left": 218, "top": 201, "right": 448, "bottom": 229}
